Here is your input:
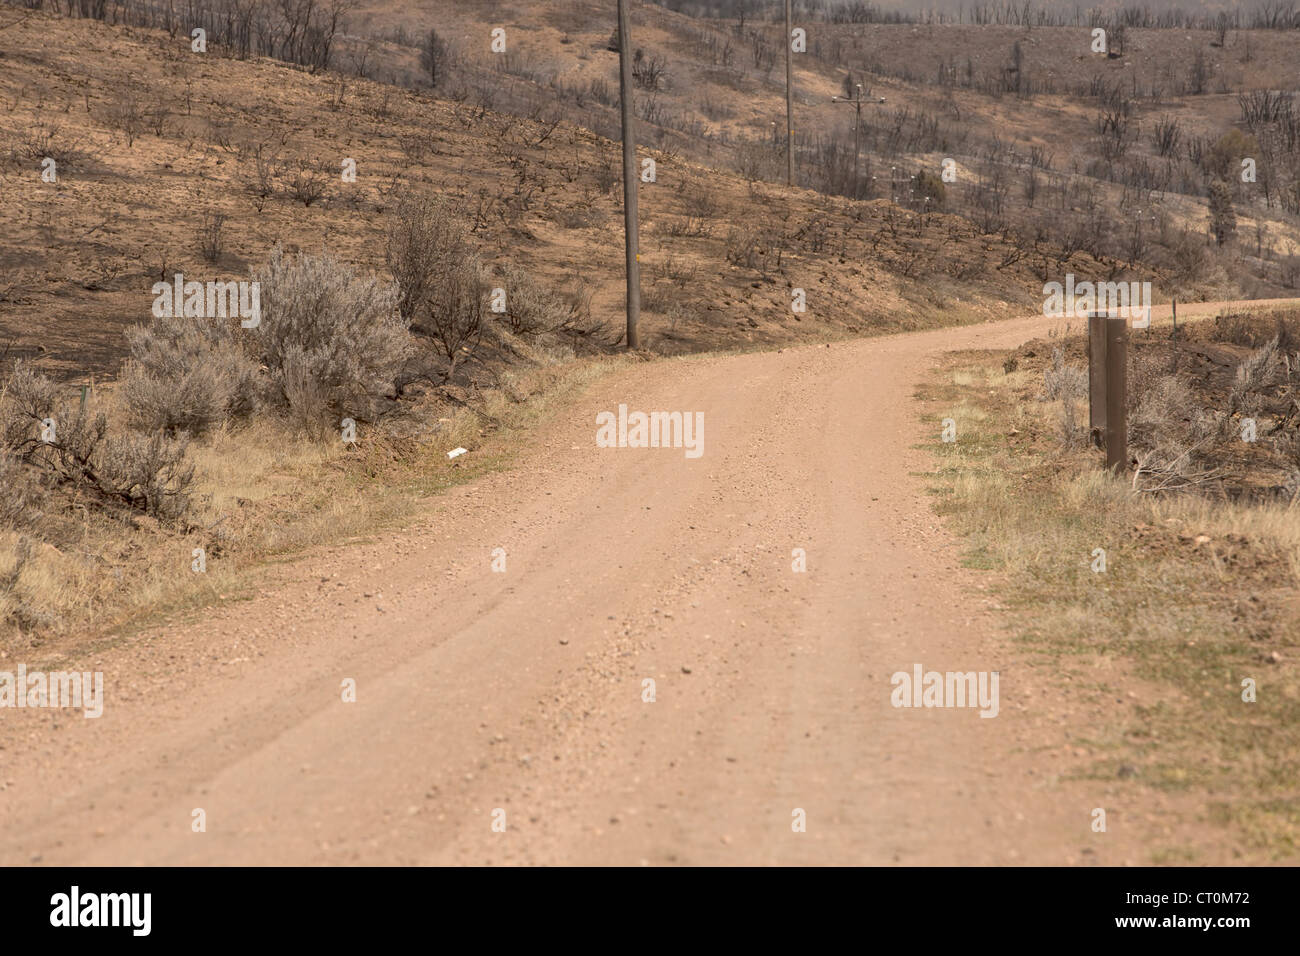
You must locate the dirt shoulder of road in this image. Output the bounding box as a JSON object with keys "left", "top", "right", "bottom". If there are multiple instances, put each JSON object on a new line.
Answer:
{"left": 0, "top": 352, "right": 634, "bottom": 660}
{"left": 916, "top": 333, "right": 1300, "bottom": 862}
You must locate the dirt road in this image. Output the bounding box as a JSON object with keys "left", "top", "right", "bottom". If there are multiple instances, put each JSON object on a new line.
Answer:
{"left": 1, "top": 301, "right": 1290, "bottom": 866}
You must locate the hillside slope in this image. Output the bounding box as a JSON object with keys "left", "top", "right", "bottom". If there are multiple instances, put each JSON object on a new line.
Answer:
{"left": 2, "top": 7, "right": 1141, "bottom": 382}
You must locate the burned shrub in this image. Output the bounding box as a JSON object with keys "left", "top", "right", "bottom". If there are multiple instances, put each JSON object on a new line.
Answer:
{"left": 493, "top": 262, "right": 577, "bottom": 336}
{"left": 386, "top": 193, "right": 485, "bottom": 379}
{"left": 1, "top": 362, "right": 194, "bottom": 521}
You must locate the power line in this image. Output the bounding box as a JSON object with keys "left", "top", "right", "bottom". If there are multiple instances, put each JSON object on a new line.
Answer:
{"left": 784, "top": 0, "right": 793, "bottom": 186}
{"left": 616, "top": 0, "right": 640, "bottom": 350}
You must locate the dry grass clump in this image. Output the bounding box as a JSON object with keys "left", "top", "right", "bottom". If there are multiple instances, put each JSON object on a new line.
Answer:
{"left": 0, "top": 449, "right": 46, "bottom": 531}
{"left": 1, "top": 361, "right": 196, "bottom": 635}
{"left": 1126, "top": 335, "right": 1300, "bottom": 494}
{"left": 1039, "top": 344, "right": 1088, "bottom": 446}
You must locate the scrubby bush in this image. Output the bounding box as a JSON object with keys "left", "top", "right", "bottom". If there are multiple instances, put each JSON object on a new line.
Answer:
{"left": 253, "top": 245, "right": 413, "bottom": 428}
{"left": 914, "top": 169, "right": 946, "bottom": 209}
{"left": 1130, "top": 367, "right": 1202, "bottom": 449}
{"left": 1209, "top": 179, "right": 1237, "bottom": 245}
{"left": 632, "top": 49, "right": 668, "bottom": 91}
{"left": 0, "top": 361, "right": 57, "bottom": 454}
{"left": 421, "top": 252, "right": 485, "bottom": 379}
{"left": 419, "top": 28, "right": 448, "bottom": 87}
{"left": 1208, "top": 129, "right": 1259, "bottom": 181}
{"left": 1040, "top": 347, "right": 1087, "bottom": 401}
{"left": 0, "top": 451, "right": 44, "bottom": 531}
{"left": 386, "top": 194, "right": 485, "bottom": 379}
{"left": 1170, "top": 226, "right": 1207, "bottom": 282}
{"left": 95, "top": 431, "right": 195, "bottom": 522}
{"left": 122, "top": 315, "right": 260, "bottom": 435}
{"left": 125, "top": 246, "right": 416, "bottom": 441}
{"left": 494, "top": 262, "right": 577, "bottom": 336}
{"left": 286, "top": 159, "right": 329, "bottom": 206}
{"left": 105, "top": 94, "right": 143, "bottom": 147}
{"left": 724, "top": 225, "right": 761, "bottom": 269}
{"left": 387, "top": 192, "right": 456, "bottom": 325}
{"left": 199, "top": 210, "right": 227, "bottom": 263}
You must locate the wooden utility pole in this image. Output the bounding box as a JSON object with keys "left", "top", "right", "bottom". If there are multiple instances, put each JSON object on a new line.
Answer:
{"left": 785, "top": 0, "right": 793, "bottom": 186}
{"left": 617, "top": 0, "right": 640, "bottom": 349}
{"left": 1104, "top": 316, "right": 1129, "bottom": 474}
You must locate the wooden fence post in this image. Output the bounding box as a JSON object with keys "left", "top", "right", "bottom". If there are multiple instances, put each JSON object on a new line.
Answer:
{"left": 1087, "top": 312, "right": 1107, "bottom": 449}
{"left": 1104, "top": 316, "right": 1129, "bottom": 474}
{"left": 1171, "top": 298, "right": 1178, "bottom": 373}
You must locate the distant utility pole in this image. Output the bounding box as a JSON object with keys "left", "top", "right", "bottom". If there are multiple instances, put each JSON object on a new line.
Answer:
{"left": 617, "top": 0, "right": 640, "bottom": 349}
{"left": 834, "top": 86, "right": 865, "bottom": 196}
{"left": 831, "top": 82, "right": 885, "bottom": 199}
{"left": 784, "top": 0, "right": 793, "bottom": 186}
